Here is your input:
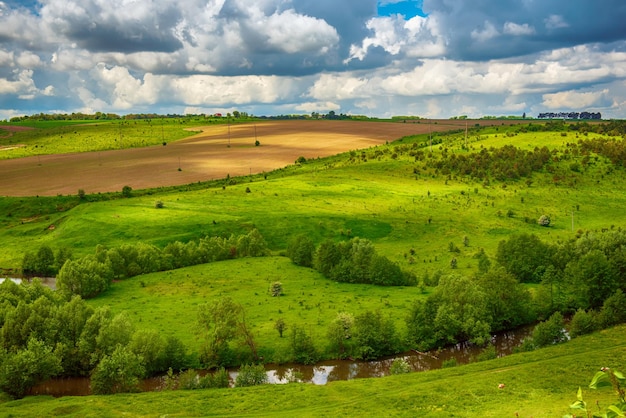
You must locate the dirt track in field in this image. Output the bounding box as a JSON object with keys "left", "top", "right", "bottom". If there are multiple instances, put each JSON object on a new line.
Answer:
{"left": 0, "top": 119, "right": 525, "bottom": 197}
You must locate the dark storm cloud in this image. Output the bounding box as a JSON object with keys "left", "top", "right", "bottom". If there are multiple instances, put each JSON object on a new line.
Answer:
{"left": 424, "top": 0, "right": 626, "bottom": 61}
{"left": 41, "top": 0, "right": 184, "bottom": 53}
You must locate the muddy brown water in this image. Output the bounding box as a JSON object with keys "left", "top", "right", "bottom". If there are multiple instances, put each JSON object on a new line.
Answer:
{"left": 29, "top": 325, "right": 533, "bottom": 397}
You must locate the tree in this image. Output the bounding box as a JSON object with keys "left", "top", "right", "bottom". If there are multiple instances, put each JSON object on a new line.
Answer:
{"left": 290, "top": 325, "right": 319, "bottom": 365}
{"left": 122, "top": 185, "right": 132, "bottom": 197}
{"left": 495, "top": 233, "right": 554, "bottom": 283}
{"left": 56, "top": 255, "right": 113, "bottom": 299}
{"left": 270, "top": 281, "right": 283, "bottom": 297}
{"left": 0, "top": 338, "right": 63, "bottom": 399}
{"left": 353, "top": 310, "right": 398, "bottom": 360}
{"left": 287, "top": 235, "right": 315, "bottom": 267}
{"left": 564, "top": 249, "right": 616, "bottom": 309}
{"left": 198, "top": 297, "right": 258, "bottom": 367}
{"left": 91, "top": 344, "right": 145, "bottom": 394}
{"left": 477, "top": 267, "right": 535, "bottom": 331}
{"left": 531, "top": 311, "right": 566, "bottom": 348}
{"left": 326, "top": 312, "right": 354, "bottom": 359}
{"left": 22, "top": 245, "right": 55, "bottom": 278}
{"left": 274, "top": 318, "right": 287, "bottom": 338}
{"left": 390, "top": 358, "right": 411, "bottom": 375}
{"left": 429, "top": 275, "right": 492, "bottom": 347}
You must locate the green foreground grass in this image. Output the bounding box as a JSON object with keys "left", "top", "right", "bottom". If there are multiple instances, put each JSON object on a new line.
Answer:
{"left": 1, "top": 325, "right": 625, "bottom": 417}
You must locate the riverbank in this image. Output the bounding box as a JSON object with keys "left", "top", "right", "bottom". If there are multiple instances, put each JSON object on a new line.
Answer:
{"left": 9, "top": 325, "right": 626, "bottom": 417}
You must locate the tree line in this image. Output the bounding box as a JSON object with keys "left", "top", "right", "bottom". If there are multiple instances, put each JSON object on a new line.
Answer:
{"left": 23, "top": 229, "right": 268, "bottom": 299}
{"left": 287, "top": 236, "right": 417, "bottom": 286}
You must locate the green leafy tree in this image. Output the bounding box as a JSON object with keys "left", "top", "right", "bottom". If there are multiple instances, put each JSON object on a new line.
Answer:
{"left": 496, "top": 233, "right": 554, "bottom": 283}
{"left": 56, "top": 255, "right": 113, "bottom": 299}
{"left": 597, "top": 289, "right": 626, "bottom": 329}
{"left": 0, "top": 338, "right": 63, "bottom": 399}
{"left": 564, "top": 249, "right": 617, "bottom": 309}
{"left": 122, "top": 185, "right": 132, "bottom": 197}
{"left": 326, "top": 312, "right": 354, "bottom": 359}
{"left": 91, "top": 344, "right": 145, "bottom": 394}
{"left": 531, "top": 311, "right": 567, "bottom": 348}
{"left": 568, "top": 308, "right": 597, "bottom": 338}
{"left": 314, "top": 240, "right": 341, "bottom": 277}
{"left": 353, "top": 310, "right": 398, "bottom": 360}
{"left": 274, "top": 318, "right": 287, "bottom": 338}
{"left": 290, "top": 325, "right": 319, "bottom": 365}
{"left": 477, "top": 267, "right": 535, "bottom": 331}
{"left": 429, "top": 275, "right": 492, "bottom": 347}
{"left": 287, "top": 235, "right": 316, "bottom": 267}
{"left": 198, "top": 297, "right": 258, "bottom": 367}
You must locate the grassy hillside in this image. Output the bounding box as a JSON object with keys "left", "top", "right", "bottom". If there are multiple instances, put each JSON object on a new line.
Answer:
{"left": 0, "top": 117, "right": 212, "bottom": 159}
{"left": 1, "top": 325, "right": 624, "bottom": 417}
{"left": 1, "top": 124, "right": 624, "bottom": 274}
{"left": 87, "top": 257, "right": 427, "bottom": 356}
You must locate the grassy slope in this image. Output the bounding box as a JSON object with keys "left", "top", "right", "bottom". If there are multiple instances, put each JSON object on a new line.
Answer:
{"left": 1, "top": 325, "right": 624, "bottom": 417}
{"left": 88, "top": 257, "right": 427, "bottom": 356}
{"left": 0, "top": 127, "right": 624, "bottom": 272}
{"left": 0, "top": 118, "right": 213, "bottom": 159}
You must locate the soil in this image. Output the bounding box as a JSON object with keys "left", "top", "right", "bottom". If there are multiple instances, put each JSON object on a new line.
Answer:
{"left": 0, "top": 119, "right": 527, "bottom": 197}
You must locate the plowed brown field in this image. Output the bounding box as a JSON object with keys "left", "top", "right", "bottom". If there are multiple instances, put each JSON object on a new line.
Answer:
{"left": 0, "top": 119, "right": 525, "bottom": 196}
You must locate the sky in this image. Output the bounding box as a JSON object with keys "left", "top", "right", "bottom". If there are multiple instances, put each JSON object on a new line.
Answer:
{"left": 1, "top": 0, "right": 626, "bottom": 120}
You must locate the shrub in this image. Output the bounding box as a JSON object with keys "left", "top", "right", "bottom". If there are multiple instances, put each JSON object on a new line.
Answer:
{"left": 235, "top": 364, "right": 267, "bottom": 387}
{"left": 290, "top": 326, "right": 319, "bottom": 365}
{"left": 90, "top": 344, "right": 145, "bottom": 395}
{"left": 532, "top": 312, "right": 567, "bottom": 348}
{"left": 389, "top": 358, "right": 411, "bottom": 375}
{"left": 537, "top": 214, "right": 551, "bottom": 227}
{"left": 568, "top": 308, "right": 597, "bottom": 338}
{"left": 270, "top": 282, "right": 283, "bottom": 297}
{"left": 155, "top": 200, "right": 164, "bottom": 208}
{"left": 475, "top": 344, "right": 497, "bottom": 362}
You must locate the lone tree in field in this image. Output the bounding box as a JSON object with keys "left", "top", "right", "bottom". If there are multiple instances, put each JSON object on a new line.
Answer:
{"left": 122, "top": 185, "right": 132, "bottom": 198}
{"left": 274, "top": 318, "right": 287, "bottom": 338}
{"left": 538, "top": 215, "right": 551, "bottom": 227}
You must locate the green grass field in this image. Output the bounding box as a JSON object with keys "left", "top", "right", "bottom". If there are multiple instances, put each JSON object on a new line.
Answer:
{"left": 0, "top": 117, "right": 220, "bottom": 159}
{"left": 88, "top": 257, "right": 427, "bottom": 358}
{"left": 1, "top": 325, "right": 624, "bottom": 417}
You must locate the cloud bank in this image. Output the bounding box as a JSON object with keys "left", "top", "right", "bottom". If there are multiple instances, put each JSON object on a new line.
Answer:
{"left": 0, "top": 0, "right": 625, "bottom": 119}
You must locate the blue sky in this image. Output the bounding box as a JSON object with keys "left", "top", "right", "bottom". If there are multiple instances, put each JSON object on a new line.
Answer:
{"left": 0, "top": 0, "right": 625, "bottom": 119}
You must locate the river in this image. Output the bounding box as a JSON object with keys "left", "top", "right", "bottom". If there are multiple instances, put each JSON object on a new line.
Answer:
{"left": 28, "top": 325, "right": 533, "bottom": 397}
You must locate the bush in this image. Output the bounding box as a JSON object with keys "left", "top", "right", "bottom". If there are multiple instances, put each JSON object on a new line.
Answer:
{"left": 389, "top": 358, "right": 411, "bottom": 375}
{"left": 155, "top": 200, "right": 164, "bottom": 209}
{"left": 235, "top": 364, "right": 267, "bottom": 387}
{"left": 90, "top": 344, "right": 145, "bottom": 395}
{"left": 270, "top": 282, "right": 283, "bottom": 297}
{"left": 537, "top": 214, "right": 551, "bottom": 227}
{"left": 568, "top": 308, "right": 597, "bottom": 338}
{"left": 290, "top": 326, "right": 319, "bottom": 365}
{"left": 532, "top": 312, "right": 567, "bottom": 348}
